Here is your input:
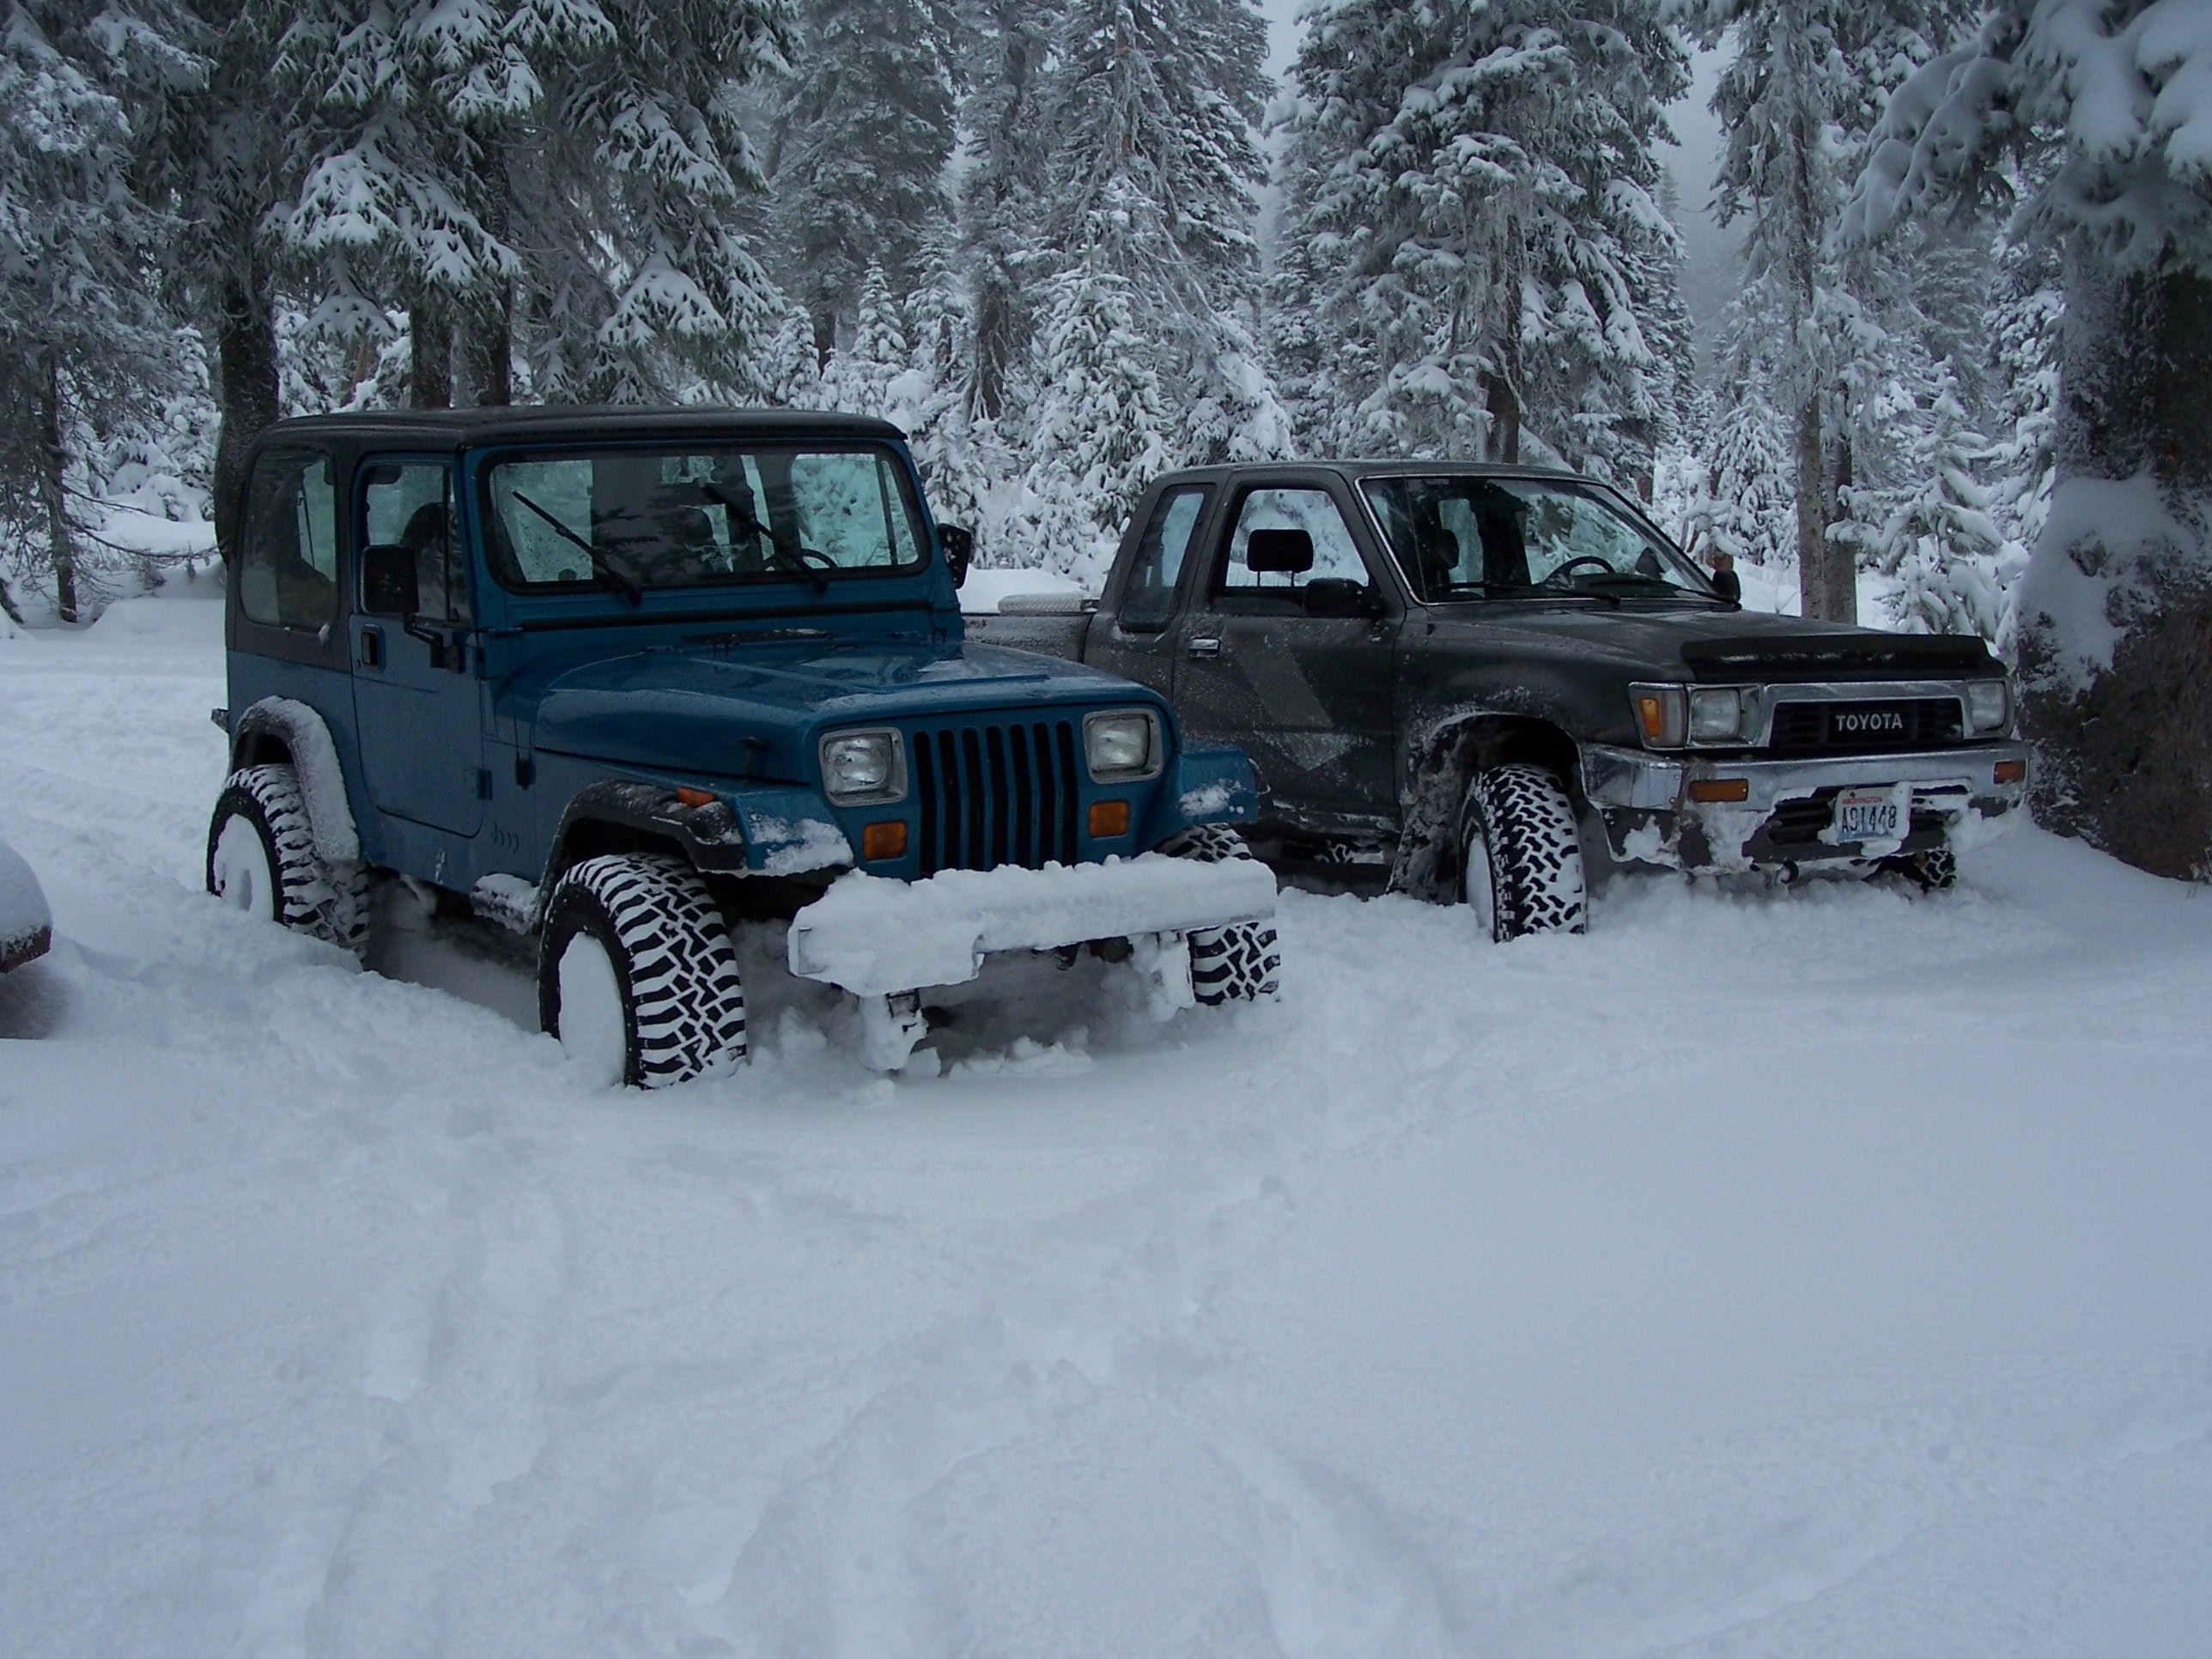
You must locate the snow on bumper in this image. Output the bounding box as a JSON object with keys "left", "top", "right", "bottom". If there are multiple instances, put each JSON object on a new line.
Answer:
{"left": 787, "top": 854, "right": 1279, "bottom": 996}
{"left": 1583, "top": 742, "right": 2032, "bottom": 872}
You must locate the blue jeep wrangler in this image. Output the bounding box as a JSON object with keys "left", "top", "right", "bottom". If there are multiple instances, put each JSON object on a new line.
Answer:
{"left": 205, "top": 408, "right": 1278, "bottom": 1085}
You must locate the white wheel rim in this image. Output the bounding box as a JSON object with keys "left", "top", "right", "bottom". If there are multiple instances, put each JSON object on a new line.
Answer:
{"left": 556, "top": 933, "right": 629, "bottom": 1087}
{"left": 212, "top": 812, "right": 277, "bottom": 922}
{"left": 1464, "top": 826, "right": 1497, "bottom": 936}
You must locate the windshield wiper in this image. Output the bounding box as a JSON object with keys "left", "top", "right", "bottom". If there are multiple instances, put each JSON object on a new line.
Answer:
{"left": 698, "top": 481, "right": 829, "bottom": 595}
{"left": 511, "top": 489, "right": 643, "bottom": 605}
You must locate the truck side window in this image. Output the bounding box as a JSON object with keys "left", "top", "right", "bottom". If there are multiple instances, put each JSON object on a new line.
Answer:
{"left": 362, "top": 462, "right": 471, "bottom": 624}
{"left": 1121, "top": 486, "right": 1210, "bottom": 630}
{"left": 1217, "top": 488, "right": 1368, "bottom": 611}
{"left": 238, "top": 449, "right": 338, "bottom": 631}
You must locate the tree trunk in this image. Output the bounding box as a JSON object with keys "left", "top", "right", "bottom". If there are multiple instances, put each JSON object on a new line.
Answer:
{"left": 34, "top": 356, "right": 80, "bottom": 625}
{"left": 1484, "top": 371, "right": 1521, "bottom": 465}
{"left": 411, "top": 306, "right": 453, "bottom": 409}
{"left": 1827, "top": 428, "right": 1857, "bottom": 625}
{"left": 211, "top": 258, "right": 283, "bottom": 566}
{"left": 464, "top": 290, "right": 513, "bottom": 406}
{"left": 2019, "top": 260, "right": 2212, "bottom": 879}
{"left": 1794, "top": 393, "right": 1830, "bottom": 620}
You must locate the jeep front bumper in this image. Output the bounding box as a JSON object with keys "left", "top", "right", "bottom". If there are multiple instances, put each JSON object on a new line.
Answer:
{"left": 1581, "top": 742, "right": 2030, "bottom": 872}
{"left": 786, "top": 854, "right": 1279, "bottom": 996}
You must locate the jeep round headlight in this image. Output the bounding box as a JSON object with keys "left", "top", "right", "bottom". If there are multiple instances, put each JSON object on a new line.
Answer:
{"left": 819, "top": 728, "right": 906, "bottom": 805}
{"left": 1966, "top": 679, "right": 2010, "bottom": 733}
{"left": 1688, "top": 686, "right": 1746, "bottom": 743}
{"left": 1083, "top": 710, "right": 1158, "bottom": 781}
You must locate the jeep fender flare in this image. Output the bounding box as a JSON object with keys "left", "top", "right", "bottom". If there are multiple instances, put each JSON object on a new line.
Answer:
{"left": 228, "top": 697, "right": 360, "bottom": 866}
{"left": 1392, "top": 708, "right": 1583, "bottom": 901}
{"left": 540, "top": 781, "right": 855, "bottom": 894}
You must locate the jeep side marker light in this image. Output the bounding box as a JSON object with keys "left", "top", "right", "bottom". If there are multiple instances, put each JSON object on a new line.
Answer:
{"left": 1088, "top": 800, "right": 1131, "bottom": 838}
{"left": 675, "top": 787, "right": 715, "bottom": 808}
{"left": 861, "top": 821, "right": 908, "bottom": 860}
{"left": 1687, "top": 778, "right": 1751, "bottom": 804}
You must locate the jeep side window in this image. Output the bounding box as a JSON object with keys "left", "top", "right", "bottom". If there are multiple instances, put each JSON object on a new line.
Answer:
{"left": 1121, "top": 485, "right": 1210, "bottom": 630}
{"left": 362, "top": 461, "right": 470, "bottom": 624}
{"left": 1216, "top": 488, "right": 1368, "bottom": 611}
{"left": 239, "top": 449, "right": 338, "bottom": 631}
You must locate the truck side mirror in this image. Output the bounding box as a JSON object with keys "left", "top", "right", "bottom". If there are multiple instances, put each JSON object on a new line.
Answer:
{"left": 1246, "top": 528, "right": 1314, "bottom": 574}
{"left": 1301, "top": 578, "right": 1373, "bottom": 619}
{"left": 1711, "top": 568, "right": 1742, "bottom": 604}
{"left": 939, "top": 525, "right": 974, "bottom": 589}
{"left": 361, "top": 543, "right": 420, "bottom": 617}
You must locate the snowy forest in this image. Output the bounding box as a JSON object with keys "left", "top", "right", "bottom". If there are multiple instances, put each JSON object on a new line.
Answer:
{"left": 3, "top": 0, "right": 2209, "bottom": 876}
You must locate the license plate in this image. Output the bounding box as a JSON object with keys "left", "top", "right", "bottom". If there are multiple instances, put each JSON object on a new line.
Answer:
{"left": 1833, "top": 787, "right": 1901, "bottom": 842}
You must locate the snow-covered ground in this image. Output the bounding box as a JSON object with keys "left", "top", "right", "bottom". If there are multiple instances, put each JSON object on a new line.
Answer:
{"left": 4, "top": 595, "right": 2211, "bottom": 1657}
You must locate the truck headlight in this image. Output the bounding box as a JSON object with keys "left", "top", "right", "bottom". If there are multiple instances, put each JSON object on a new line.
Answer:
{"left": 1629, "top": 683, "right": 1687, "bottom": 749}
{"left": 1083, "top": 709, "right": 1159, "bottom": 781}
{"left": 1688, "top": 686, "right": 1747, "bottom": 743}
{"left": 1966, "top": 679, "right": 2010, "bottom": 733}
{"left": 819, "top": 728, "right": 906, "bottom": 805}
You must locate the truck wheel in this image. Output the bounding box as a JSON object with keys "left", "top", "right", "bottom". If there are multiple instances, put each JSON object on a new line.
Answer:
{"left": 206, "top": 764, "right": 366, "bottom": 951}
{"left": 537, "top": 854, "right": 748, "bottom": 1089}
{"left": 1461, "top": 763, "right": 1587, "bottom": 941}
{"left": 1157, "top": 824, "right": 1280, "bottom": 1004}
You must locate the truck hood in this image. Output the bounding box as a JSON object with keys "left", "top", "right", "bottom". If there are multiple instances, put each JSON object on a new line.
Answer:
{"left": 514, "top": 638, "right": 1151, "bottom": 781}
{"left": 1422, "top": 601, "right": 1998, "bottom": 683}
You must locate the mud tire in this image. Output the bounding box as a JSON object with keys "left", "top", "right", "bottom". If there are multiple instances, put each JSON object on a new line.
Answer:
{"left": 1157, "top": 823, "right": 1281, "bottom": 1004}
{"left": 206, "top": 764, "right": 366, "bottom": 951}
{"left": 1461, "top": 763, "right": 1588, "bottom": 941}
{"left": 538, "top": 853, "right": 748, "bottom": 1088}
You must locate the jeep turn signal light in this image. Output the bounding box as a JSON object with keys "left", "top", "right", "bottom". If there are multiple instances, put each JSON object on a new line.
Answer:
{"left": 1687, "top": 778, "right": 1750, "bottom": 804}
{"left": 1995, "top": 758, "right": 2027, "bottom": 785}
{"left": 1088, "top": 799, "right": 1131, "bottom": 838}
{"left": 674, "top": 787, "right": 715, "bottom": 808}
{"left": 861, "top": 820, "right": 908, "bottom": 860}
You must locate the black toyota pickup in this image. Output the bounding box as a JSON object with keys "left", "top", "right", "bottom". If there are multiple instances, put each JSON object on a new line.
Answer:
{"left": 969, "top": 462, "right": 2029, "bottom": 938}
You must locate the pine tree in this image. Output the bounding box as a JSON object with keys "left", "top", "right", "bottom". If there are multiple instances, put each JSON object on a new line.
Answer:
{"left": 758, "top": 302, "right": 825, "bottom": 407}
{"left": 1035, "top": 0, "right": 1280, "bottom": 465}
{"left": 1020, "top": 267, "right": 1175, "bottom": 586}
{"left": 769, "top": 0, "right": 957, "bottom": 355}
{"left": 819, "top": 264, "right": 907, "bottom": 416}
{"left": 1273, "top": 1, "right": 1688, "bottom": 476}
{"left": 0, "top": 0, "right": 202, "bottom": 622}
{"left": 1875, "top": 358, "right": 2017, "bottom": 644}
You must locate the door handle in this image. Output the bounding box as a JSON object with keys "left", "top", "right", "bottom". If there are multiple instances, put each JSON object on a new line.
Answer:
{"left": 1187, "top": 636, "right": 1221, "bottom": 659}
{"left": 358, "top": 627, "right": 382, "bottom": 669}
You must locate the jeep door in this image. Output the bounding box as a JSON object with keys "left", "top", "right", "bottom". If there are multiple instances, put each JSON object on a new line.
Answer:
{"left": 348, "top": 457, "right": 485, "bottom": 837}
{"left": 1170, "top": 477, "right": 1401, "bottom": 832}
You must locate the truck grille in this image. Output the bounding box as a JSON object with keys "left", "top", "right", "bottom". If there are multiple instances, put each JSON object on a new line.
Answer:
{"left": 910, "top": 720, "right": 1082, "bottom": 875}
{"left": 1768, "top": 699, "right": 1963, "bottom": 752}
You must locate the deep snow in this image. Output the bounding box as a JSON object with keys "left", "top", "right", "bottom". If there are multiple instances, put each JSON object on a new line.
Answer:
{"left": 3, "top": 592, "right": 2211, "bottom": 1657}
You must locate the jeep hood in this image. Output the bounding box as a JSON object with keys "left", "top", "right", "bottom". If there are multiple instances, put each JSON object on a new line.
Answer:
{"left": 515, "top": 639, "right": 1150, "bottom": 781}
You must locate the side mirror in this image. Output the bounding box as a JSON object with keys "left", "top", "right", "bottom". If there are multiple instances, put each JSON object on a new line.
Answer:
{"left": 1711, "top": 568, "right": 1742, "bottom": 604}
{"left": 1245, "top": 528, "right": 1314, "bottom": 575}
{"left": 361, "top": 543, "right": 420, "bottom": 617}
{"left": 939, "top": 524, "right": 975, "bottom": 589}
{"left": 1301, "top": 578, "right": 1373, "bottom": 619}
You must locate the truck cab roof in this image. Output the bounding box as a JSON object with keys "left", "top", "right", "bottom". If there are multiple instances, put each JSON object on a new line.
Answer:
{"left": 252, "top": 405, "right": 906, "bottom": 456}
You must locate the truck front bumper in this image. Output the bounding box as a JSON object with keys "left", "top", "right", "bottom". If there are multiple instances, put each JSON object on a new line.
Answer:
{"left": 1581, "top": 742, "right": 2030, "bottom": 873}
{"left": 787, "top": 854, "right": 1279, "bottom": 996}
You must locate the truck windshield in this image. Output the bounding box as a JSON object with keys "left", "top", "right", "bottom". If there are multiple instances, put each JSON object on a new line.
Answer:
{"left": 1360, "top": 476, "right": 1717, "bottom": 604}
{"left": 483, "top": 444, "right": 929, "bottom": 594}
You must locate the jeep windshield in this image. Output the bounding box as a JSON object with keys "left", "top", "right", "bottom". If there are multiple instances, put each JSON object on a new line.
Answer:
{"left": 1360, "top": 475, "right": 1720, "bottom": 605}
{"left": 483, "top": 444, "right": 929, "bottom": 595}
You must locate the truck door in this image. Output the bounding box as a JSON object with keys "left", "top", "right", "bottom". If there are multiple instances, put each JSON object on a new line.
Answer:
{"left": 349, "top": 458, "right": 485, "bottom": 837}
{"left": 1084, "top": 481, "right": 1217, "bottom": 698}
{"left": 1172, "top": 480, "right": 1401, "bottom": 831}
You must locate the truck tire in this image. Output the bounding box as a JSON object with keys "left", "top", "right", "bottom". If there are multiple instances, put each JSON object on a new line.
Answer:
{"left": 206, "top": 764, "right": 366, "bottom": 951}
{"left": 1157, "top": 824, "right": 1281, "bottom": 1004}
{"left": 538, "top": 853, "right": 748, "bottom": 1089}
{"left": 1881, "top": 845, "right": 1958, "bottom": 891}
{"left": 1461, "top": 763, "right": 1588, "bottom": 941}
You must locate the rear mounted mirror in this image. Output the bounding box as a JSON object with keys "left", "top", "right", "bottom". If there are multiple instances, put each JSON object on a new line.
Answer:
{"left": 1301, "top": 578, "right": 1376, "bottom": 619}
{"left": 361, "top": 543, "right": 420, "bottom": 617}
{"left": 1245, "top": 528, "right": 1314, "bottom": 574}
{"left": 939, "top": 524, "right": 975, "bottom": 589}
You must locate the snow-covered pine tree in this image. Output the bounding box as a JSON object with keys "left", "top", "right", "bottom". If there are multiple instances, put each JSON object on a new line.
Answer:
{"left": 1035, "top": 0, "right": 1281, "bottom": 466}
{"left": 0, "top": 0, "right": 202, "bottom": 622}
{"left": 1020, "top": 266, "right": 1175, "bottom": 586}
{"left": 819, "top": 264, "right": 908, "bottom": 416}
{"left": 1676, "top": 0, "right": 1975, "bottom": 623}
{"left": 1848, "top": 0, "right": 2212, "bottom": 878}
{"left": 1874, "top": 358, "right": 2017, "bottom": 644}
{"left": 1984, "top": 234, "right": 2061, "bottom": 568}
{"left": 769, "top": 0, "right": 957, "bottom": 357}
{"left": 1273, "top": 1, "right": 1687, "bottom": 477}
{"left": 1689, "top": 297, "right": 1801, "bottom": 570}
{"left": 758, "top": 302, "right": 825, "bottom": 407}
{"left": 894, "top": 219, "right": 1006, "bottom": 547}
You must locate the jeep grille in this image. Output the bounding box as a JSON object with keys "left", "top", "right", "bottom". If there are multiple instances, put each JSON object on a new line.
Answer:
{"left": 910, "top": 720, "right": 1083, "bottom": 875}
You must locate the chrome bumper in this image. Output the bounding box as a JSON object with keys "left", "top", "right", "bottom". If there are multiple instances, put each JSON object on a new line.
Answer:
{"left": 1581, "top": 741, "right": 2030, "bottom": 872}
